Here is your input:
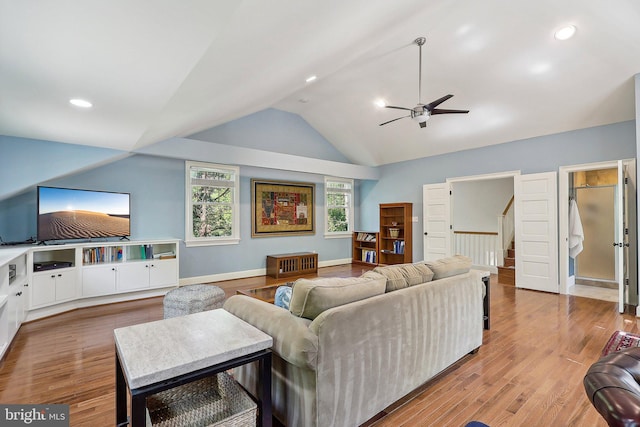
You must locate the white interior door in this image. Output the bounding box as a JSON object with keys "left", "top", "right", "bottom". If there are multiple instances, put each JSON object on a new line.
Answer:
{"left": 422, "top": 183, "right": 451, "bottom": 261}
{"left": 515, "top": 172, "right": 559, "bottom": 293}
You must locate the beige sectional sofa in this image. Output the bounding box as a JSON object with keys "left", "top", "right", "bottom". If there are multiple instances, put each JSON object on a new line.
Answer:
{"left": 223, "top": 256, "right": 486, "bottom": 427}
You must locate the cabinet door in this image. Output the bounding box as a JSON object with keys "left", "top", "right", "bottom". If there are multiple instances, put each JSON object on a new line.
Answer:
{"left": 117, "top": 263, "right": 150, "bottom": 291}
{"left": 55, "top": 271, "right": 77, "bottom": 302}
{"left": 82, "top": 266, "right": 117, "bottom": 297}
{"left": 7, "top": 284, "right": 20, "bottom": 339}
{"left": 149, "top": 259, "right": 178, "bottom": 288}
{"left": 31, "top": 274, "right": 56, "bottom": 307}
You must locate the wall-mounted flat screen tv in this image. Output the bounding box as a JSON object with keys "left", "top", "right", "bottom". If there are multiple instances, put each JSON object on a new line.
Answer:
{"left": 37, "top": 186, "right": 130, "bottom": 242}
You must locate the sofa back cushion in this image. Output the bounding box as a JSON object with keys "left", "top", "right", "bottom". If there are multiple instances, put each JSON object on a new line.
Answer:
{"left": 372, "top": 265, "right": 408, "bottom": 291}
{"left": 413, "top": 263, "right": 435, "bottom": 283}
{"left": 289, "top": 275, "right": 386, "bottom": 320}
{"left": 424, "top": 255, "right": 472, "bottom": 279}
{"left": 372, "top": 263, "right": 434, "bottom": 292}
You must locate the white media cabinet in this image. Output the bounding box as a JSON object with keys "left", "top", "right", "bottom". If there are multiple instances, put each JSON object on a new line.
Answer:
{"left": 0, "top": 239, "right": 179, "bottom": 360}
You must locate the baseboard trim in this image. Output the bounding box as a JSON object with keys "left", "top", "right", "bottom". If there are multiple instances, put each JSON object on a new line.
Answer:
{"left": 179, "top": 258, "right": 352, "bottom": 285}
{"left": 25, "top": 287, "right": 173, "bottom": 322}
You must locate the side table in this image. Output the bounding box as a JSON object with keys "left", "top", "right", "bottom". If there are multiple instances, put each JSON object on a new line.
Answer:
{"left": 114, "top": 309, "right": 273, "bottom": 426}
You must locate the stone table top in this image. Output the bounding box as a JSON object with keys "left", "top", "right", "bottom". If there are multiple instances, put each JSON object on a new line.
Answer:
{"left": 114, "top": 309, "right": 272, "bottom": 389}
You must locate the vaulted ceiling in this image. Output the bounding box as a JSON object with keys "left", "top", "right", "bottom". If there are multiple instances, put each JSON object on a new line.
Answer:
{"left": 2, "top": 0, "right": 639, "bottom": 167}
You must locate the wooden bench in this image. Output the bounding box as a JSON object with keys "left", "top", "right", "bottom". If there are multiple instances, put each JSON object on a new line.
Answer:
{"left": 266, "top": 252, "right": 318, "bottom": 279}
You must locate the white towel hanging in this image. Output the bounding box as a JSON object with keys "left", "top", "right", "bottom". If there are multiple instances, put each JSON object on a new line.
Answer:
{"left": 569, "top": 199, "right": 584, "bottom": 258}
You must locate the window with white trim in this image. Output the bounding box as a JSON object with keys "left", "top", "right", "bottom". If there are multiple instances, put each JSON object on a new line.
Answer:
{"left": 325, "top": 177, "right": 354, "bottom": 236}
{"left": 185, "top": 161, "right": 240, "bottom": 246}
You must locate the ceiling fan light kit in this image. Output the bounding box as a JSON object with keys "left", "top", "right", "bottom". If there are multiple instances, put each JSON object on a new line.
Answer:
{"left": 379, "top": 36, "right": 469, "bottom": 128}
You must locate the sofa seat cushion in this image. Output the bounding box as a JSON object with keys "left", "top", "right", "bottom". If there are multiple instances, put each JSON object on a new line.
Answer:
{"left": 289, "top": 276, "right": 386, "bottom": 320}
{"left": 424, "top": 255, "right": 472, "bottom": 279}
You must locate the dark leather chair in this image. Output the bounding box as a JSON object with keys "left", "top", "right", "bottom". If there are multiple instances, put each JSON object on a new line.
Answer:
{"left": 584, "top": 347, "right": 640, "bottom": 426}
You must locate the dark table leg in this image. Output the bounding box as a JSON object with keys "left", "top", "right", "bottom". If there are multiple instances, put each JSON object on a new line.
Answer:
{"left": 130, "top": 393, "right": 147, "bottom": 427}
{"left": 483, "top": 275, "right": 490, "bottom": 330}
{"left": 115, "top": 351, "right": 128, "bottom": 426}
{"left": 259, "top": 351, "right": 272, "bottom": 427}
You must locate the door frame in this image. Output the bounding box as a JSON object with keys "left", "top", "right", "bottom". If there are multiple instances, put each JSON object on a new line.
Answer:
{"left": 446, "top": 170, "right": 520, "bottom": 256}
{"left": 558, "top": 159, "right": 635, "bottom": 298}
{"left": 422, "top": 170, "right": 520, "bottom": 263}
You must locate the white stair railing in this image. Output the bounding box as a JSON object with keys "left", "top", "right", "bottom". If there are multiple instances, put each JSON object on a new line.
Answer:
{"left": 501, "top": 196, "right": 515, "bottom": 260}
{"left": 453, "top": 231, "right": 500, "bottom": 273}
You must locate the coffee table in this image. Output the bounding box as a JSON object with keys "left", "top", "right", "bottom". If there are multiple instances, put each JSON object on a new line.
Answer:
{"left": 115, "top": 309, "right": 273, "bottom": 426}
{"left": 237, "top": 283, "right": 291, "bottom": 304}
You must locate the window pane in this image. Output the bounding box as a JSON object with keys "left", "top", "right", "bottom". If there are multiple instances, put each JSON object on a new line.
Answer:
{"left": 191, "top": 169, "right": 234, "bottom": 182}
{"left": 327, "top": 192, "right": 347, "bottom": 206}
{"left": 192, "top": 186, "right": 233, "bottom": 203}
{"left": 328, "top": 207, "right": 348, "bottom": 232}
{"left": 192, "top": 204, "right": 232, "bottom": 237}
{"left": 327, "top": 181, "right": 351, "bottom": 190}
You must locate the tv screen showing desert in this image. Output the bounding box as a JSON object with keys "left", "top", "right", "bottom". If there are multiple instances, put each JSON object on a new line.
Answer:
{"left": 38, "top": 187, "right": 130, "bottom": 241}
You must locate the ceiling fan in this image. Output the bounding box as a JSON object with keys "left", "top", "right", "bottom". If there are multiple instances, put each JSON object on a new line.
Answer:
{"left": 379, "top": 37, "right": 469, "bottom": 128}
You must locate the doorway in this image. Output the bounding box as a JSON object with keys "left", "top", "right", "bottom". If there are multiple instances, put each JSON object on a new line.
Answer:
{"left": 559, "top": 160, "right": 637, "bottom": 313}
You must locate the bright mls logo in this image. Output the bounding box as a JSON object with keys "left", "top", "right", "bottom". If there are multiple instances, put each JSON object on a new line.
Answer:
{"left": 1, "top": 405, "right": 69, "bottom": 426}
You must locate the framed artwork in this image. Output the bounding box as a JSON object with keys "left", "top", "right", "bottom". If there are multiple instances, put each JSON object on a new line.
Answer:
{"left": 251, "top": 179, "right": 315, "bottom": 237}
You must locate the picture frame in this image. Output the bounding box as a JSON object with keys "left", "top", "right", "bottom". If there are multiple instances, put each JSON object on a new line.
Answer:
{"left": 251, "top": 179, "right": 315, "bottom": 237}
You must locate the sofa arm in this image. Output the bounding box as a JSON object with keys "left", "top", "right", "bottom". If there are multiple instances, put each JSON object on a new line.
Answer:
{"left": 223, "top": 295, "right": 319, "bottom": 370}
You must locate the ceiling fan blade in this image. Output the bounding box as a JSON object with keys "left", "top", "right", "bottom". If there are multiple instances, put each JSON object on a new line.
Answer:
{"left": 425, "top": 94, "right": 454, "bottom": 110}
{"left": 431, "top": 108, "right": 470, "bottom": 115}
{"left": 379, "top": 115, "right": 410, "bottom": 126}
{"left": 385, "top": 105, "right": 413, "bottom": 111}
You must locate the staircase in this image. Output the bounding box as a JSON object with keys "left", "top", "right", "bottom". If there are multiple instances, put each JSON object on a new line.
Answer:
{"left": 497, "top": 240, "right": 515, "bottom": 285}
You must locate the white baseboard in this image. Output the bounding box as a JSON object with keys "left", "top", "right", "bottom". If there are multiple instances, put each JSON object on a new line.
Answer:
{"left": 179, "top": 258, "right": 353, "bottom": 285}
{"left": 25, "top": 287, "right": 173, "bottom": 322}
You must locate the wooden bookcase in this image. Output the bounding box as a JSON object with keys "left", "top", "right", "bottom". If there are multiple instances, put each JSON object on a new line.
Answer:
{"left": 379, "top": 202, "right": 413, "bottom": 265}
{"left": 352, "top": 231, "right": 379, "bottom": 266}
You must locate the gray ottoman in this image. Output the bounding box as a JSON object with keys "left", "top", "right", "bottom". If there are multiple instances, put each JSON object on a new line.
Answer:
{"left": 163, "top": 284, "right": 226, "bottom": 319}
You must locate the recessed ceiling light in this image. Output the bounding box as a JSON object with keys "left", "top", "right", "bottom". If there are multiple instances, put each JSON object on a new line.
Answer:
{"left": 305, "top": 75, "right": 317, "bottom": 83}
{"left": 69, "top": 98, "right": 93, "bottom": 108}
{"left": 554, "top": 25, "right": 576, "bottom": 41}
{"left": 374, "top": 99, "right": 386, "bottom": 108}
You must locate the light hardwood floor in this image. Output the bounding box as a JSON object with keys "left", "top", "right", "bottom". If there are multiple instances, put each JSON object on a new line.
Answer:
{"left": 0, "top": 264, "right": 631, "bottom": 426}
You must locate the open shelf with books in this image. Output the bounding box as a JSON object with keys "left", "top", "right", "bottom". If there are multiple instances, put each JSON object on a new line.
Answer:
{"left": 379, "top": 202, "right": 412, "bottom": 265}
{"left": 352, "top": 231, "right": 379, "bottom": 266}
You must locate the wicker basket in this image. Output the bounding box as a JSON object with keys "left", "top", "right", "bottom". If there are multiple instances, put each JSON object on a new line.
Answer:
{"left": 146, "top": 372, "right": 257, "bottom": 427}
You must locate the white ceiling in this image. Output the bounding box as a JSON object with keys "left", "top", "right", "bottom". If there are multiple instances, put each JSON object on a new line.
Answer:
{"left": 2, "top": 0, "right": 639, "bottom": 167}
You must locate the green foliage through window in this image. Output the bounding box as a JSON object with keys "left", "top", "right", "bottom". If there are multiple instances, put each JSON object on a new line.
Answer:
{"left": 325, "top": 178, "right": 353, "bottom": 234}
{"left": 187, "top": 162, "right": 238, "bottom": 242}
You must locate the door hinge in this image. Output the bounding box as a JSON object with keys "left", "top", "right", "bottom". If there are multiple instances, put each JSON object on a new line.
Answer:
{"left": 626, "top": 278, "right": 630, "bottom": 287}
{"left": 626, "top": 228, "right": 629, "bottom": 235}
{"left": 449, "top": 190, "right": 452, "bottom": 195}
{"left": 625, "top": 177, "right": 629, "bottom": 184}
{"left": 450, "top": 224, "right": 453, "bottom": 230}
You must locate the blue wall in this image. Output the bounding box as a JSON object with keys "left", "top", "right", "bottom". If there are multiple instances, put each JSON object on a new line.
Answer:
{"left": 189, "top": 108, "right": 350, "bottom": 163}
{"left": 0, "top": 109, "right": 357, "bottom": 278}
{"left": 359, "top": 120, "right": 637, "bottom": 260}
{"left": 1, "top": 112, "right": 636, "bottom": 279}
{"left": 40, "top": 156, "right": 351, "bottom": 278}
{"left": 0, "top": 135, "right": 126, "bottom": 200}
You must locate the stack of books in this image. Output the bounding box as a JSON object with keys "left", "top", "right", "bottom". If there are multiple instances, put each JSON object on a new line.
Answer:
{"left": 362, "top": 249, "right": 377, "bottom": 264}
